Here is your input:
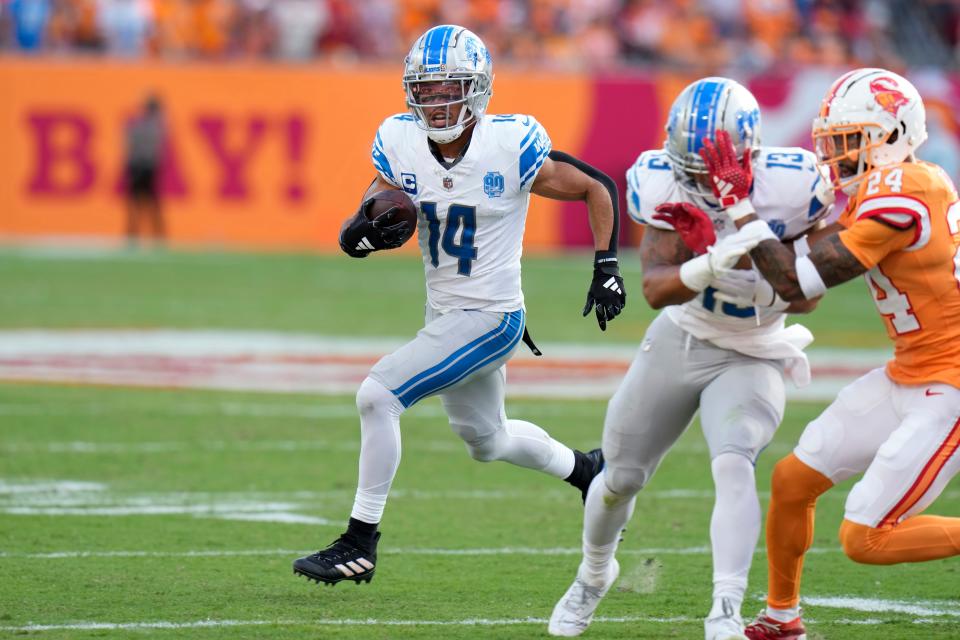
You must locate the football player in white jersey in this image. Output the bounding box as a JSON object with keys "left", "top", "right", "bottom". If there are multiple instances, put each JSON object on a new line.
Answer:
{"left": 548, "top": 77, "right": 834, "bottom": 640}
{"left": 293, "top": 25, "right": 627, "bottom": 587}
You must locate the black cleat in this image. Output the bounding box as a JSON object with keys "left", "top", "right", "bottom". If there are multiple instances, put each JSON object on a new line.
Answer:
{"left": 565, "top": 447, "right": 605, "bottom": 503}
{"left": 293, "top": 531, "right": 380, "bottom": 586}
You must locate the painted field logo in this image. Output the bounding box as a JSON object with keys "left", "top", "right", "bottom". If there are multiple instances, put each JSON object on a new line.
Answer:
{"left": 483, "top": 171, "right": 504, "bottom": 198}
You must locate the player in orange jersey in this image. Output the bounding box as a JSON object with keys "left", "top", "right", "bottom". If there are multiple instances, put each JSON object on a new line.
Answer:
{"left": 688, "top": 68, "right": 960, "bottom": 639}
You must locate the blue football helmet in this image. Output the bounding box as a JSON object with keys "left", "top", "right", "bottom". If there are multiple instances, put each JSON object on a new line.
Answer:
{"left": 664, "top": 77, "right": 762, "bottom": 199}
{"left": 403, "top": 25, "right": 493, "bottom": 144}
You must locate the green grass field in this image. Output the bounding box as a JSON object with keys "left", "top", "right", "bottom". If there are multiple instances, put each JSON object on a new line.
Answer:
{"left": 1, "top": 248, "right": 957, "bottom": 639}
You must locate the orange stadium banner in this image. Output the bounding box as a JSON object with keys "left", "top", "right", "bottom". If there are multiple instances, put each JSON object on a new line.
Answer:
{"left": 4, "top": 59, "right": 960, "bottom": 252}
{"left": 0, "top": 58, "right": 592, "bottom": 251}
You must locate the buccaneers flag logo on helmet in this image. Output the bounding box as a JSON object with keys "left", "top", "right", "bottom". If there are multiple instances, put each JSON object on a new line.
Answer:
{"left": 869, "top": 77, "right": 910, "bottom": 117}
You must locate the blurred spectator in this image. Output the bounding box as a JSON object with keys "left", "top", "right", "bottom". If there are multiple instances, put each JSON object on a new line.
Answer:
{"left": 98, "top": 0, "right": 152, "bottom": 56}
{"left": 7, "top": 0, "right": 52, "bottom": 52}
{"left": 1, "top": 0, "right": 958, "bottom": 73}
{"left": 48, "top": 0, "right": 102, "bottom": 51}
{"left": 232, "top": 1, "right": 275, "bottom": 59}
{"left": 124, "top": 94, "right": 166, "bottom": 244}
{"left": 271, "top": 0, "right": 328, "bottom": 60}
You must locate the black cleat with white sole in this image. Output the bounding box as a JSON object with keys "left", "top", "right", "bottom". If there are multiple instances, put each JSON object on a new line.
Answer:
{"left": 293, "top": 531, "right": 380, "bottom": 586}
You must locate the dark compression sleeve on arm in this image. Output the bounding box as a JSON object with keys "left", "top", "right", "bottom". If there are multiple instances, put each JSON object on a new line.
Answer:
{"left": 547, "top": 150, "right": 619, "bottom": 253}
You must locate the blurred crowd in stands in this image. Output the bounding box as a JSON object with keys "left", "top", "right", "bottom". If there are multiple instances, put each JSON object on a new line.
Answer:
{"left": 1, "top": 0, "right": 957, "bottom": 71}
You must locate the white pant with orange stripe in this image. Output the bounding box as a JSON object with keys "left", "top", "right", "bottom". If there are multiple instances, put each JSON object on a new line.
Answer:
{"left": 794, "top": 367, "right": 960, "bottom": 527}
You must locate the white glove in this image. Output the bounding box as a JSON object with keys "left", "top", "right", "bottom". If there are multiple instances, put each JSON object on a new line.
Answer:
{"left": 711, "top": 269, "right": 767, "bottom": 306}
{"left": 711, "top": 269, "right": 788, "bottom": 310}
{"left": 678, "top": 220, "right": 779, "bottom": 293}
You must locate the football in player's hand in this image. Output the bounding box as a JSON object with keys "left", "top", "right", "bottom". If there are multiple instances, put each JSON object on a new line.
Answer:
{"left": 365, "top": 189, "right": 418, "bottom": 247}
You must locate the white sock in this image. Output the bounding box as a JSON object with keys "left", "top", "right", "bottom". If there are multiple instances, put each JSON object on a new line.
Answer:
{"left": 709, "top": 453, "right": 760, "bottom": 618}
{"left": 349, "top": 377, "right": 405, "bottom": 524}
{"left": 581, "top": 472, "right": 636, "bottom": 586}
{"left": 767, "top": 606, "right": 800, "bottom": 623}
{"left": 499, "top": 419, "right": 576, "bottom": 478}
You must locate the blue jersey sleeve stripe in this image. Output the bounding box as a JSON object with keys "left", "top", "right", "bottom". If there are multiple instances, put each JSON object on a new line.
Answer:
{"left": 518, "top": 123, "right": 550, "bottom": 188}
{"left": 519, "top": 151, "right": 549, "bottom": 189}
{"left": 372, "top": 131, "right": 395, "bottom": 180}
{"left": 518, "top": 121, "right": 538, "bottom": 151}
{"left": 519, "top": 140, "right": 551, "bottom": 188}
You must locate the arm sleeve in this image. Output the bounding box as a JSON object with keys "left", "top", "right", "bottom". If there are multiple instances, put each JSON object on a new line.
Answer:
{"left": 548, "top": 150, "right": 619, "bottom": 252}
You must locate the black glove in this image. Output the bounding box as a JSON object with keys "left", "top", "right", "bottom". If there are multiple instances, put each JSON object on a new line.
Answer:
{"left": 339, "top": 199, "right": 412, "bottom": 258}
{"left": 583, "top": 250, "right": 626, "bottom": 331}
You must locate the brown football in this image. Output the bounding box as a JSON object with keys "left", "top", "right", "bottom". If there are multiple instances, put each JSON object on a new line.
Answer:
{"left": 365, "top": 189, "right": 418, "bottom": 247}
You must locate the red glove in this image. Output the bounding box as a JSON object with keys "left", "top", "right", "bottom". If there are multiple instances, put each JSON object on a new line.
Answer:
{"left": 652, "top": 202, "right": 716, "bottom": 255}
{"left": 699, "top": 130, "right": 753, "bottom": 211}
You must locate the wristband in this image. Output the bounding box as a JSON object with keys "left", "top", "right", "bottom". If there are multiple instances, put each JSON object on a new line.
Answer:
{"left": 738, "top": 219, "right": 779, "bottom": 244}
{"left": 594, "top": 250, "right": 620, "bottom": 275}
{"left": 796, "top": 255, "right": 827, "bottom": 299}
{"left": 725, "top": 198, "right": 756, "bottom": 221}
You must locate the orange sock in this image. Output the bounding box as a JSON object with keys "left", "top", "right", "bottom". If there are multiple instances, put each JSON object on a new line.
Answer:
{"left": 840, "top": 516, "right": 960, "bottom": 565}
{"left": 765, "top": 453, "right": 834, "bottom": 610}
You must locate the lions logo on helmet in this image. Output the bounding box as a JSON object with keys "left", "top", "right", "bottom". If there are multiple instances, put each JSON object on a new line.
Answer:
{"left": 403, "top": 25, "right": 494, "bottom": 145}
{"left": 664, "top": 77, "right": 762, "bottom": 200}
{"left": 813, "top": 68, "right": 928, "bottom": 195}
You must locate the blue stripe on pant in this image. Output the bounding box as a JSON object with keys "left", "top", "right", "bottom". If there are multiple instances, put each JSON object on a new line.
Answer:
{"left": 392, "top": 310, "right": 524, "bottom": 408}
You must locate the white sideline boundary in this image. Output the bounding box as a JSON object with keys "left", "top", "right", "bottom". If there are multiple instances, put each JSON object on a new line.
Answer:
{"left": 0, "top": 329, "right": 890, "bottom": 401}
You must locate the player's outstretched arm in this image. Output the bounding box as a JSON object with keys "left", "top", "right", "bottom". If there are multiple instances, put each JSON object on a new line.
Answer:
{"left": 531, "top": 152, "right": 625, "bottom": 330}
{"left": 699, "top": 130, "right": 868, "bottom": 301}
{"left": 746, "top": 232, "right": 868, "bottom": 301}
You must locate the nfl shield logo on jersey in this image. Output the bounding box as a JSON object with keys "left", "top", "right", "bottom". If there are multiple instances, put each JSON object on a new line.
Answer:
{"left": 483, "top": 171, "right": 505, "bottom": 198}
{"left": 443, "top": 176, "right": 454, "bottom": 190}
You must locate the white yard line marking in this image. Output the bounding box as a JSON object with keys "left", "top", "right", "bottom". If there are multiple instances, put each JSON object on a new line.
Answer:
{"left": 2, "top": 605, "right": 957, "bottom": 634}
{"left": 805, "top": 596, "right": 960, "bottom": 618}
{"left": 1, "top": 545, "right": 845, "bottom": 559}
{"left": 0, "top": 480, "right": 105, "bottom": 494}
{"left": 0, "top": 616, "right": 688, "bottom": 633}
